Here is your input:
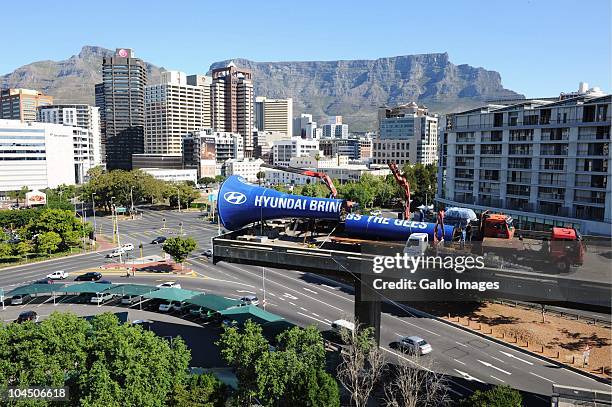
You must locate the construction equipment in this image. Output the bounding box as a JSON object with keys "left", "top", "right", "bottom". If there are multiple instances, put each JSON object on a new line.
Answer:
{"left": 479, "top": 210, "right": 515, "bottom": 239}
{"left": 388, "top": 162, "right": 411, "bottom": 220}
{"left": 261, "top": 163, "right": 338, "bottom": 198}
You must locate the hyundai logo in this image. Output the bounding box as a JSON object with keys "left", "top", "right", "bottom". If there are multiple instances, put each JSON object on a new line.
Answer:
{"left": 224, "top": 191, "right": 247, "bottom": 205}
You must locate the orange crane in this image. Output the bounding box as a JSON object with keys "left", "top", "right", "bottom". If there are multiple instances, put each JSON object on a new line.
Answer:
{"left": 388, "top": 162, "right": 411, "bottom": 220}
{"left": 260, "top": 163, "right": 338, "bottom": 198}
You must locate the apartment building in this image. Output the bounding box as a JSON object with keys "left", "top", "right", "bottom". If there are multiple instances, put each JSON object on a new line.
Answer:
{"left": 272, "top": 138, "right": 319, "bottom": 166}
{"left": 0, "top": 89, "right": 53, "bottom": 122}
{"left": 145, "top": 70, "right": 210, "bottom": 155}
{"left": 37, "top": 104, "right": 102, "bottom": 182}
{"left": 255, "top": 97, "right": 293, "bottom": 136}
{"left": 97, "top": 48, "right": 147, "bottom": 170}
{"left": 319, "top": 136, "right": 373, "bottom": 160}
{"left": 211, "top": 63, "right": 254, "bottom": 157}
{"left": 224, "top": 158, "right": 265, "bottom": 182}
{"left": 372, "top": 102, "right": 438, "bottom": 166}
{"left": 253, "top": 130, "right": 292, "bottom": 163}
{"left": 182, "top": 129, "right": 244, "bottom": 179}
{"left": 437, "top": 85, "right": 611, "bottom": 235}
{"left": 0, "top": 120, "right": 75, "bottom": 193}
{"left": 186, "top": 74, "right": 212, "bottom": 128}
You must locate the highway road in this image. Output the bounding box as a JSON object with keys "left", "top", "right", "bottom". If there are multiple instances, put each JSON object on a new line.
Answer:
{"left": 0, "top": 208, "right": 609, "bottom": 405}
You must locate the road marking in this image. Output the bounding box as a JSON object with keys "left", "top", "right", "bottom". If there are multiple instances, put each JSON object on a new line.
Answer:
{"left": 324, "top": 319, "right": 332, "bottom": 324}
{"left": 529, "top": 372, "right": 555, "bottom": 383}
{"left": 236, "top": 290, "right": 256, "bottom": 294}
{"left": 453, "top": 369, "right": 484, "bottom": 383}
{"left": 490, "top": 356, "right": 506, "bottom": 364}
{"left": 268, "top": 292, "right": 276, "bottom": 297}
{"left": 455, "top": 341, "right": 468, "bottom": 347}
{"left": 490, "top": 375, "right": 506, "bottom": 383}
{"left": 381, "top": 348, "right": 434, "bottom": 373}
{"left": 300, "top": 307, "right": 308, "bottom": 312}
{"left": 453, "top": 359, "right": 466, "bottom": 366}
{"left": 289, "top": 302, "right": 296, "bottom": 306}
{"left": 399, "top": 320, "right": 441, "bottom": 337}
{"left": 311, "top": 312, "right": 320, "bottom": 317}
{"left": 302, "top": 287, "right": 318, "bottom": 294}
{"left": 283, "top": 293, "right": 298, "bottom": 300}
{"left": 500, "top": 351, "right": 534, "bottom": 365}
{"left": 477, "top": 360, "right": 511, "bottom": 375}
{"left": 296, "top": 311, "right": 327, "bottom": 325}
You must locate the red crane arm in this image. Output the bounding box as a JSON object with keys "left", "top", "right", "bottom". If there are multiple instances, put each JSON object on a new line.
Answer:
{"left": 388, "top": 162, "right": 411, "bottom": 220}
{"left": 261, "top": 163, "right": 338, "bottom": 198}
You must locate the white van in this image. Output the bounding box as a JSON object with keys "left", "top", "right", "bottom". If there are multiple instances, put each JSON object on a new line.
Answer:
{"left": 331, "top": 319, "right": 355, "bottom": 334}
{"left": 90, "top": 292, "right": 114, "bottom": 304}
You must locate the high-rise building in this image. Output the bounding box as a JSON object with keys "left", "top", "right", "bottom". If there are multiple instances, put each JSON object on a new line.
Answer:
{"left": 211, "top": 63, "right": 254, "bottom": 157}
{"left": 322, "top": 123, "right": 349, "bottom": 139}
{"left": 0, "top": 120, "right": 75, "bottom": 193}
{"left": 372, "top": 102, "right": 438, "bottom": 166}
{"left": 254, "top": 96, "right": 293, "bottom": 136}
{"left": 144, "top": 70, "right": 210, "bottom": 155}
{"left": 437, "top": 84, "right": 610, "bottom": 235}
{"left": 98, "top": 48, "right": 147, "bottom": 170}
{"left": 37, "top": 104, "right": 102, "bottom": 182}
{"left": 94, "top": 83, "right": 106, "bottom": 162}
{"left": 186, "top": 74, "right": 212, "bottom": 128}
{"left": 0, "top": 89, "right": 53, "bottom": 122}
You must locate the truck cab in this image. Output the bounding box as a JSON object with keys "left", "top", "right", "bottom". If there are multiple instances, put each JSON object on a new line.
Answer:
{"left": 480, "top": 212, "right": 515, "bottom": 239}
{"left": 404, "top": 233, "right": 429, "bottom": 257}
{"left": 548, "top": 227, "right": 585, "bottom": 271}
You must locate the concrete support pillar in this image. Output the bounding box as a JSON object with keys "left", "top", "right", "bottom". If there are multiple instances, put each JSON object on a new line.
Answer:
{"left": 354, "top": 275, "right": 382, "bottom": 345}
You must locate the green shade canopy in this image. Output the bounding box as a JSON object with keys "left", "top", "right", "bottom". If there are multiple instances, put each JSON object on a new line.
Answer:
{"left": 219, "top": 305, "right": 284, "bottom": 325}
{"left": 8, "top": 284, "right": 67, "bottom": 296}
{"left": 63, "top": 282, "right": 115, "bottom": 294}
{"left": 185, "top": 294, "right": 241, "bottom": 311}
{"left": 142, "top": 287, "right": 200, "bottom": 302}
{"left": 105, "top": 284, "right": 159, "bottom": 296}
{"left": 261, "top": 320, "right": 297, "bottom": 342}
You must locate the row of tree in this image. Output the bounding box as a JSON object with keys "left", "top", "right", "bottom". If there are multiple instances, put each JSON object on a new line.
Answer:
{"left": 0, "top": 208, "right": 93, "bottom": 261}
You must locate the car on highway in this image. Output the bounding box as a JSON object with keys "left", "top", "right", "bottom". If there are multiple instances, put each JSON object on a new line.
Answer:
{"left": 151, "top": 236, "right": 167, "bottom": 244}
{"left": 240, "top": 295, "right": 260, "bottom": 306}
{"left": 121, "top": 295, "right": 141, "bottom": 305}
{"left": 331, "top": 319, "right": 355, "bottom": 335}
{"left": 90, "top": 292, "right": 115, "bottom": 304}
{"left": 74, "top": 272, "right": 102, "bottom": 281}
{"left": 156, "top": 281, "right": 181, "bottom": 289}
{"left": 106, "top": 248, "right": 125, "bottom": 258}
{"left": 203, "top": 248, "right": 213, "bottom": 257}
{"left": 122, "top": 243, "right": 134, "bottom": 251}
{"left": 33, "top": 278, "right": 54, "bottom": 284}
{"left": 16, "top": 310, "right": 38, "bottom": 323}
{"left": 398, "top": 336, "right": 432, "bottom": 355}
{"left": 11, "top": 294, "right": 32, "bottom": 305}
{"left": 46, "top": 270, "right": 68, "bottom": 280}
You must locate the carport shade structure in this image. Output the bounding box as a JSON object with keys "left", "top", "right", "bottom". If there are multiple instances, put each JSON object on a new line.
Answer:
{"left": 105, "top": 284, "right": 160, "bottom": 297}
{"left": 8, "top": 283, "right": 67, "bottom": 296}
{"left": 219, "top": 305, "right": 284, "bottom": 326}
{"left": 185, "top": 294, "right": 241, "bottom": 312}
{"left": 142, "top": 287, "right": 201, "bottom": 302}
{"left": 63, "top": 282, "right": 115, "bottom": 294}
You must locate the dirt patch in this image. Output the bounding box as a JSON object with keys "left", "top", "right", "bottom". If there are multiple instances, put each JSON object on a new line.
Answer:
{"left": 417, "top": 302, "right": 611, "bottom": 378}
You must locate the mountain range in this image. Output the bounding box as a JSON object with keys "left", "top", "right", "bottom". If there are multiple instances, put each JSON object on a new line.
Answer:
{"left": 1, "top": 46, "right": 523, "bottom": 130}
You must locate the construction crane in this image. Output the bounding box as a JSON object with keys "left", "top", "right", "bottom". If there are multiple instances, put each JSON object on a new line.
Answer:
{"left": 260, "top": 163, "right": 338, "bottom": 198}
{"left": 388, "top": 162, "right": 411, "bottom": 220}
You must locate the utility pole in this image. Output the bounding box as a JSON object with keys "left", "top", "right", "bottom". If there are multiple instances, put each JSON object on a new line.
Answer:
{"left": 130, "top": 186, "right": 135, "bottom": 218}
{"left": 91, "top": 193, "right": 97, "bottom": 245}
{"left": 110, "top": 197, "right": 116, "bottom": 244}
{"left": 177, "top": 187, "right": 181, "bottom": 213}
{"left": 262, "top": 266, "right": 267, "bottom": 310}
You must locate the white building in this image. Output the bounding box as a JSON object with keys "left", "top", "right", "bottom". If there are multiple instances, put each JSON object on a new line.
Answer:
{"left": 322, "top": 123, "right": 349, "bottom": 139}
{"left": 272, "top": 139, "right": 320, "bottom": 166}
{"left": 0, "top": 120, "right": 75, "bottom": 193}
{"left": 254, "top": 130, "right": 292, "bottom": 162}
{"left": 255, "top": 97, "right": 293, "bottom": 137}
{"left": 373, "top": 102, "right": 438, "bottom": 166}
{"left": 141, "top": 168, "right": 198, "bottom": 184}
{"left": 438, "top": 85, "right": 611, "bottom": 235}
{"left": 145, "top": 70, "right": 211, "bottom": 155}
{"left": 37, "top": 104, "right": 102, "bottom": 182}
{"left": 224, "top": 158, "right": 265, "bottom": 182}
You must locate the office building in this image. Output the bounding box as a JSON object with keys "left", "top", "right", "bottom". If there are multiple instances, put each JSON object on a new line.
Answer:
{"left": 0, "top": 120, "right": 75, "bottom": 193}
{"left": 182, "top": 129, "right": 244, "bottom": 178}
{"left": 319, "top": 136, "right": 373, "bottom": 160}
{"left": 372, "top": 102, "right": 438, "bottom": 166}
{"left": 272, "top": 138, "right": 319, "bottom": 166}
{"left": 211, "top": 63, "right": 254, "bottom": 157}
{"left": 37, "top": 104, "right": 102, "bottom": 182}
{"left": 293, "top": 113, "right": 319, "bottom": 139}
{"left": 254, "top": 97, "right": 293, "bottom": 136}
{"left": 224, "top": 158, "right": 265, "bottom": 182}
{"left": 254, "top": 130, "right": 292, "bottom": 162}
{"left": 94, "top": 83, "right": 106, "bottom": 162}
{"left": 186, "top": 74, "right": 212, "bottom": 128}
{"left": 437, "top": 84, "right": 611, "bottom": 235}
{"left": 0, "top": 89, "right": 53, "bottom": 122}
{"left": 98, "top": 48, "right": 147, "bottom": 170}
{"left": 132, "top": 154, "right": 183, "bottom": 170}
{"left": 322, "top": 123, "right": 349, "bottom": 139}
{"left": 145, "top": 70, "right": 210, "bottom": 155}
{"left": 141, "top": 168, "right": 198, "bottom": 184}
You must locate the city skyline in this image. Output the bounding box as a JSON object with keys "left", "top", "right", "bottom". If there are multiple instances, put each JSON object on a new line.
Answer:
{"left": 0, "top": 0, "right": 610, "bottom": 99}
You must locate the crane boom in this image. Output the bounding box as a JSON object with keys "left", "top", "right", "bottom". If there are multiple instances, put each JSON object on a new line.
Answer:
{"left": 388, "top": 162, "right": 411, "bottom": 220}
{"left": 260, "top": 163, "right": 338, "bottom": 198}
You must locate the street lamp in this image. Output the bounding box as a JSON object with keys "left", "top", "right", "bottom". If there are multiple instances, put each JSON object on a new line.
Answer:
{"left": 175, "top": 187, "right": 181, "bottom": 213}
{"left": 130, "top": 186, "right": 135, "bottom": 216}
{"left": 91, "top": 193, "right": 97, "bottom": 242}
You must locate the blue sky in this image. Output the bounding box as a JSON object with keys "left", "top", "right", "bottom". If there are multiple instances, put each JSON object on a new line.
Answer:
{"left": 1, "top": 0, "right": 610, "bottom": 97}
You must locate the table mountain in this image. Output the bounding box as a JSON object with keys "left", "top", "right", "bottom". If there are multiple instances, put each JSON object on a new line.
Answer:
{"left": 210, "top": 53, "right": 523, "bottom": 130}
{"left": 0, "top": 46, "right": 162, "bottom": 105}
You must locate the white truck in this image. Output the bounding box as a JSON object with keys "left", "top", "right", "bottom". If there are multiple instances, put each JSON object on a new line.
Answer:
{"left": 403, "top": 233, "right": 429, "bottom": 257}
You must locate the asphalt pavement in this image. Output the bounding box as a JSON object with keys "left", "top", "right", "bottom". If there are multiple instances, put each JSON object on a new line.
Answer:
{"left": 0, "top": 208, "right": 609, "bottom": 405}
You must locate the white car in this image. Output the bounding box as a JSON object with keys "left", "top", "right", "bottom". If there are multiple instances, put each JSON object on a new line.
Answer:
{"left": 370, "top": 210, "right": 382, "bottom": 217}
{"left": 331, "top": 319, "right": 355, "bottom": 334}
{"left": 122, "top": 243, "right": 134, "bottom": 251}
{"left": 240, "top": 295, "right": 260, "bottom": 306}
{"left": 156, "top": 282, "right": 181, "bottom": 289}
{"left": 400, "top": 336, "right": 433, "bottom": 355}
{"left": 203, "top": 248, "right": 213, "bottom": 258}
{"left": 46, "top": 270, "right": 68, "bottom": 280}
{"left": 159, "top": 301, "right": 181, "bottom": 312}
{"left": 106, "top": 248, "right": 125, "bottom": 258}
{"left": 121, "top": 295, "right": 141, "bottom": 305}
{"left": 90, "top": 292, "right": 114, "bottom": 304}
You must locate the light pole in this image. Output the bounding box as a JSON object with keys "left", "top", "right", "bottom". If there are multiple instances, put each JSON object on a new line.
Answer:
{"left": 262, "top": 266, "right": 267, "bottom": 309}
{"left": 176, "top": 187, "right": 181, "bottom": 212}
{"left": 91, "top": 193, "right": 97, "bottom": 244}
{"left": 130, "top": 186, "right": 135, "bottom": 218}
{"left": 110, "top": 196, "right": 116, "bottom": 244}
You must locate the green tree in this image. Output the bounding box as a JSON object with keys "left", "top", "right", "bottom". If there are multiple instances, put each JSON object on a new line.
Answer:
{"left": 13, "top": 240, "right": 33, "bottom": 257}
{"left": 163, "top": 236, "right": 197, "bottom": 264}
{"left": 198, "top": 177, "right": 216, "bottom": 186}
{"left": 165, "top": 183, "right": 200, "bottom": 208}
{"left": 168, "top": 373, "right": 227, "bottom": 407}
{"left": 214, "top": 175, "right": 226, "bottom": 184}
{"left": 8, "top": 186, "right": 29, "bottom": 207}
{"left": 459, "top": 385, "right": 523, "bottom": 407}
{"left": 256, "top": 171, "right": 266, "bottom": 185}
{"left": 35, "top": 231, "right": 62, "bottom": 254}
